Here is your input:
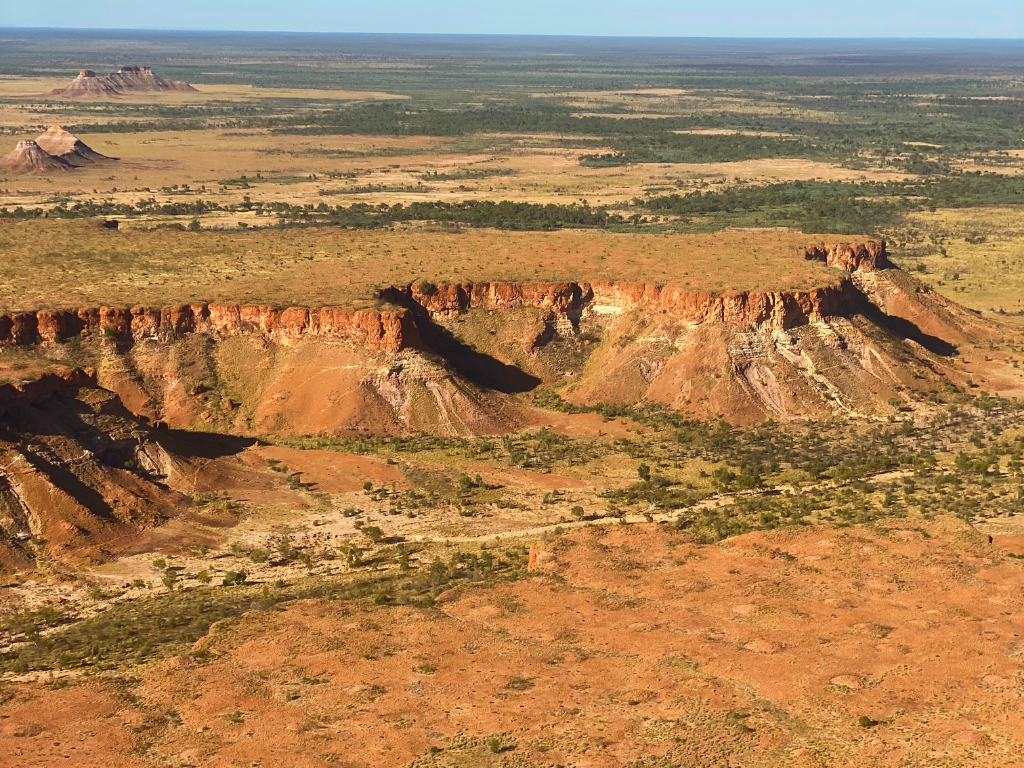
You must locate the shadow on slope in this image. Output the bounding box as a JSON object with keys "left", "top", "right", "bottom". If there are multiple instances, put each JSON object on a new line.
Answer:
{"left": 18, "top": 448, "right": 116, "bottom": 520}
{"left": 860, "top": 303, "right": 958, "bottom": 357}
{"left": 155, "top": 430, "right": 257, "bottom": 460}
{"left": 384, "top": 295, "right": 542, "bottom": 394}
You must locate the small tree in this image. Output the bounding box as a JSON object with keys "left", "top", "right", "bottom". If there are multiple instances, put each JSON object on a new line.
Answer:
{"left": 222, "top": 571, "right": 247, "bottom": 586}
{"left": 362, "top": 526, "right": 385, "bottom": 544}
{"left": 277, "top": 537, "right": 296, "bottom": 561}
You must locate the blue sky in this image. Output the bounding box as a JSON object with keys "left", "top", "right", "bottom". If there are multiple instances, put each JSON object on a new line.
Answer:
{"left": 1, "top": 0, "right": 1022, "bottom": 38}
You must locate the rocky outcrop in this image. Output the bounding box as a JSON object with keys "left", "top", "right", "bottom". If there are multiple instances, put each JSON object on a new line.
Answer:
{"left": 586, "top": 280, "right": 859, "bottom": 329}
{"left": 0, "top": 368, "right": 97, "bottom": 417}
{"left": 380, "top": 241, "right": 886, "bottom": 332}
{"left": 0, "top": 140, "right": 71, "bottom": 174}
{"left": 0, "top": 128, "right": 112, "bottom": 173}
{"left": 383, "top": 282, "right": 591, "bottom": 319}
{"left": 383, "top": 279, "right": 861, "bottom": 332}
{"left": 805, "top": 241, "right": 890, "bottom": 273}
{"left": 49, "top": 69, "right": 123, "bottom": 99}
{"left": 1, "top": 305, "right": 420, "bottom": 353}
{"left": 105, "top": 65, "right": 197, "bottom": 93}
{"left": 34, "top": 125, "right": 113, "bottom": 166}
{"left": 0, "top": 378, "right": 191, "bottom": 568}
{"left": 49, "top": 65, "right": 196, "bottom": 98}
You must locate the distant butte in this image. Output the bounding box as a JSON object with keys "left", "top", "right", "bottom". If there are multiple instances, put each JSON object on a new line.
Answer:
{"left": 34, "top": 125, "right": 115, "bottom": 166}
{"left": 0, "top": 140, "right": 70, "bottom": 174}
{"left": 50, "top": 65, "right": 197, "bottom": 98}
{"left": 0, "top": 127, "right": 113, "bottom": 174}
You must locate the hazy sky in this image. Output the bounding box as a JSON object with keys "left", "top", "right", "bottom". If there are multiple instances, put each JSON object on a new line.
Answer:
{"left": 1, "top": 0, "right": 1022, "bottom": 38}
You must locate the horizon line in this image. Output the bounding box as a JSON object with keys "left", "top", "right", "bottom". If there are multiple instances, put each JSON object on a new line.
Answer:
{"left": 2, "top": 27, "right": 1024, "bottom": 41}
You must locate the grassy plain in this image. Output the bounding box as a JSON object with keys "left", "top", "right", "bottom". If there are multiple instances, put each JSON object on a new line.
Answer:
{"left": 0, "top": 127, "right": 909, "bottom": 213}
{"left": 0, "top": 220, "right": 842, "bottom": 311}
{"left": 889, "top": 206, "right": 1024, "bottom": 318}
{"left": 0, "top": 77, "right": 407, "bottom": 103}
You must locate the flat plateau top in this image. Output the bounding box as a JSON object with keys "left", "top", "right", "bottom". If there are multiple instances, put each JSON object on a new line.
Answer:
{"left": 0, "top": 220, "right": 849, "bottom": 312}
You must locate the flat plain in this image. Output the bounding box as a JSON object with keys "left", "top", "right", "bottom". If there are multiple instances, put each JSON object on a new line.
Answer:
{"left": 0, "top": 221, "right": 841, "bottom": 311}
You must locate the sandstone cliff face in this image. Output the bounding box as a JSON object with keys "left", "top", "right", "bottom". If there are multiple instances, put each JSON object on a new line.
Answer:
{"left": 0, "top": 305, "right": 420, "bottom": 353}
{"left": 587, "top": 280, "right": 859, "bottom": 329}
{"left": 384, "top": 278, "right": 860, "bottom": 331}
{"left": 805, "top": 241, "right": 890, "bottom": 273}
{"left": 5, "top": 241, "right": 886, "bottom": 348}
{"left": 382, "top": 282, "right": 590, "bottom": 319}
{"left": 382, "top": 241, "right": 886, "bottom": 331}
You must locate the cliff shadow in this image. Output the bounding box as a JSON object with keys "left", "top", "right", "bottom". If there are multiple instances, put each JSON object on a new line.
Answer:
{"left": 859, "top": 304, "right": 957, "bottom": 357}
{"left": 20, "top": 449, "right": 116, "bottom": 521}
{"left": 420, "top": 319, "right": 542, "bottom": 394}
{"left": 384, "top": 293, "right": 541, "bottom": 394}
{"left": 156, "top": 430, "right": 257, "bottom": 459}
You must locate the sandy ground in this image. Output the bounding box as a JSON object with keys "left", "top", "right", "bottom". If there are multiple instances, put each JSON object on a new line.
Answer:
{"left": 2, "top": 516, "right": 1022, "bottom": 767}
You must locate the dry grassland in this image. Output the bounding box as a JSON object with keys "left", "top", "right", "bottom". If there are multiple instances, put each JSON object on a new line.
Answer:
{"left": 0, "top": 127, "right": 909, "bottom": 210}
{"left": 533, "top": 88, "right": 841, "bottom": 121}
{"left": 0, "top": 220, "right": 843, "bottom": 311}
{"left": 894, "top": 206, "right": 1024, "bottom": 318}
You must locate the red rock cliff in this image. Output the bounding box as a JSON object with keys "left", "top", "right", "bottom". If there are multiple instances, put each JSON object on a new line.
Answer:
{"left": 585, "top": 280, "right": 859, "bottom": 329}
{"left": 381, "top": 241, "right": 884, "bottom": 331}
{"left": 382, "top": 282, "right": 590, "bottom": 319}
{"left": 0, "top": 304, "right": 420, "bottom": 353}
{"left": 383, "top": 279, "right": 860, "bottom": 331}
{"left": 805, "top": 241, "right": 890, "bottom": 272}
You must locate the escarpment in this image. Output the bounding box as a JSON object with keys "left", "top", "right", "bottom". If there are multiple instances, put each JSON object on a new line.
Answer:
{"left": 0, "top": 304, "right": 421, "bottom": 353}
{"left": 2, "top": 239, "right": 1018, "bottom": 432}
{"left": 804, "top": 241, "right": 891, "bottom": 273}
{"left": 383, "top": 279, "right": 861, "bottom": 331}
{"left": 382, "top": 241, "right": 890, "bottom": 331}
{"left": 0, "top": 241, "right": 889, "bottom": 352}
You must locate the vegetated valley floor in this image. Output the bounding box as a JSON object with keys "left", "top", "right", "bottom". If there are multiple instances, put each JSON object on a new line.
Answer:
{"left": 2, "top": 32, "right": 1024, "bottom": 768}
